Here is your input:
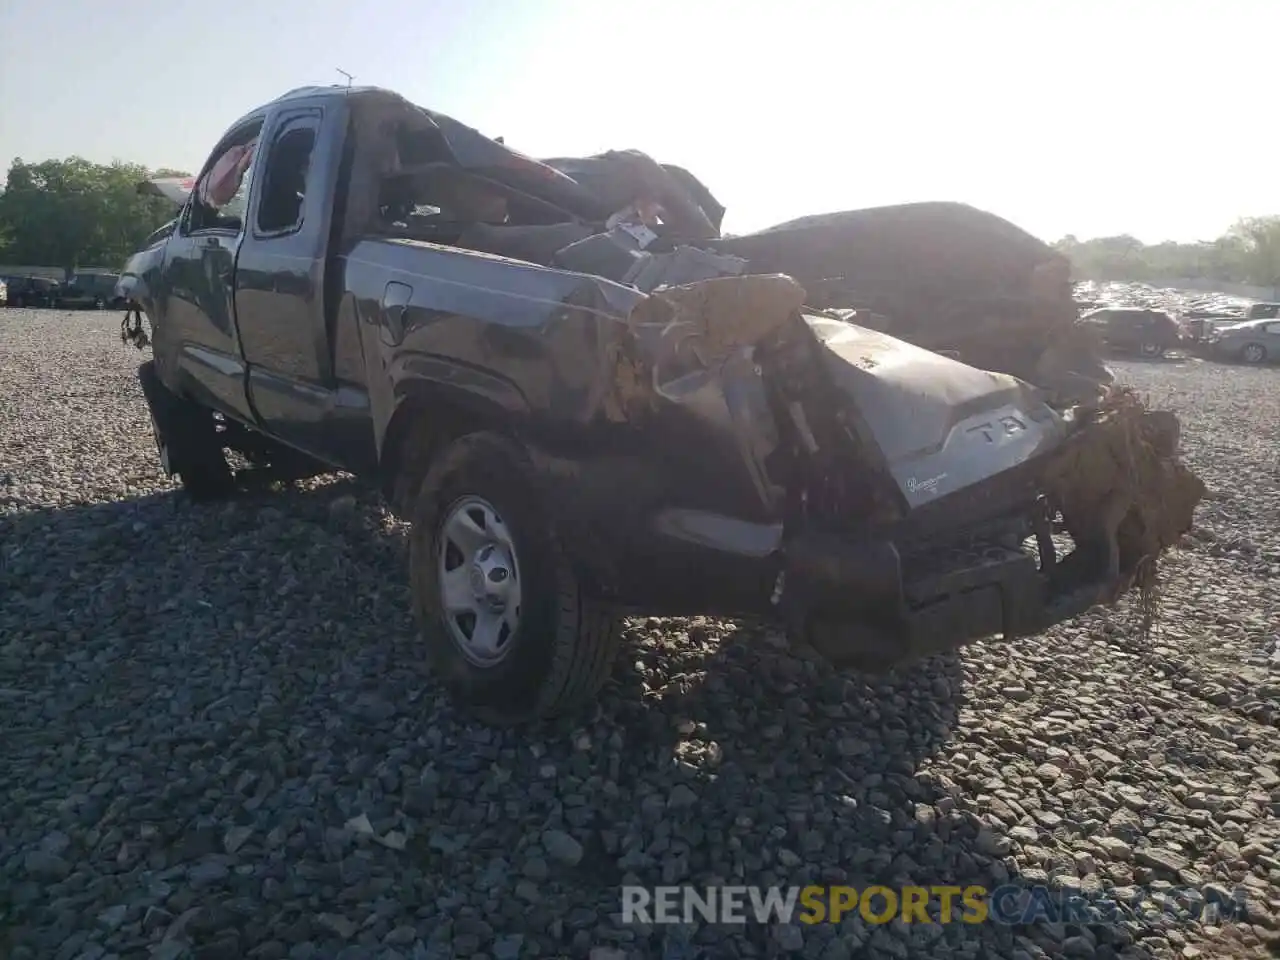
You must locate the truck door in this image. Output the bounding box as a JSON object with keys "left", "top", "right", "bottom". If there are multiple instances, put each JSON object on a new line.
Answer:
{"left": 156, "top": 118, "right": 264, "bottom": 422}
{"left": 234, "top": 107, "right": 377, "bottom": 472}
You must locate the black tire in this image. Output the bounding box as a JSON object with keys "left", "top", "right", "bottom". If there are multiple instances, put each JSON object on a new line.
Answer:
{"left": 407, "top": 431, "right": 624, "bottom": 725}
{"left": 137, "top": 360, "right": 235, "bottom": 501}
{"left": 1241, "top": 342, "right": 1267, "bottom": 364}
{"left": 94, "top": 296, "right": 105, "bottom": 309}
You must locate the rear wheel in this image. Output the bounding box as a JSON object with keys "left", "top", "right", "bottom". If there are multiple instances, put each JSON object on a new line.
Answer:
{"left": 406, "top": 431, "right": 624, "bottom": 725}
{"left": 1241, "top": 342, "right": 1267, "bottom": 364}
{"left": 138, "top": 360, "right": 235, "bottom": 501}
{"left": 1139, "top": 340, "right": 1165, "bottom": 358}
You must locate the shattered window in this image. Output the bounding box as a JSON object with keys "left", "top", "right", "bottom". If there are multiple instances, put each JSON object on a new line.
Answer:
{"left": 199, "top": 143, "right": 254, "bottom": 225}
{"left": 221, "top": 173, "right": 252, "bottom": 226}
{"left": 189, "top": 126, "right": 261, "bottom": 233}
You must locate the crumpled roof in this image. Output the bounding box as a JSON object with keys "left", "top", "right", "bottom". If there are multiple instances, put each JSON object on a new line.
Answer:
{"left": 130, "top": 86, "right": 728, "bottom": 235}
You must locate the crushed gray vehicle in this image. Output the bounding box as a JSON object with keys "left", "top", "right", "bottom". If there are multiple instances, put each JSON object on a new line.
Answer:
{"left": 118, "top": 85, "right": 1205, "bottom": 724}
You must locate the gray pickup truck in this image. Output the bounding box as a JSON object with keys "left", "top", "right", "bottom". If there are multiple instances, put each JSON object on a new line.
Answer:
{"left": 117, "top": 85, "right": 1202, "bottom": 725}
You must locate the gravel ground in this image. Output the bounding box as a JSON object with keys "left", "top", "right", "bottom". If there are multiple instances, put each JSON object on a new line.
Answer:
{"left": 2, "top": 309, "right": 1278, "bottom": 960}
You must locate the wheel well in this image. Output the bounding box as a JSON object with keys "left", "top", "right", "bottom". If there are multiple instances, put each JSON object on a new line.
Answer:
{"left": 378, "top": 391, "right": 506, "bottom": 513}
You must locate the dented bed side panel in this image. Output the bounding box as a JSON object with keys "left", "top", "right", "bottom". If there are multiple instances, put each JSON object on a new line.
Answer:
{"left": 343, "top": 236, "right": 642, "bottom": 471}
{"left": 349, "top": 236, "right": 640, "bottom": 427}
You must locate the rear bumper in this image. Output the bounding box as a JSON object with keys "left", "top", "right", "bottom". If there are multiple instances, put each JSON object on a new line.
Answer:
{"left": 619, "top": 496, "right": 1122, "bottom": 666}
{"left": 534, "top": 445, "right": 1127, "bottom": 655}
{"left": 779, "top": 513, "right": 1118, "bottom": 666}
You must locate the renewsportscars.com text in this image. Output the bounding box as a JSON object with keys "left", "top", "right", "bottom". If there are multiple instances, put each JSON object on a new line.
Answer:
{"left": 621, "top": 884, "right": 1250, "bottom": 927}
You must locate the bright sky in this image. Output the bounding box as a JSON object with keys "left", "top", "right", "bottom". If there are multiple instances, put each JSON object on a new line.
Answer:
{"left": 1, "top": 0, "right": 1275, "bottom": 243}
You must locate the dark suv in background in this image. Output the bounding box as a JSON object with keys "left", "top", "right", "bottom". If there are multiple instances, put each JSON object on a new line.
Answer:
{"left": 1079, "top": 306, "right": 1184, "bottom": 358}
{"left": 4, "top": 276, "right": 62, "bottom": 308}
{"left": 56, "top": 273, "right": 125, "bottom": 310}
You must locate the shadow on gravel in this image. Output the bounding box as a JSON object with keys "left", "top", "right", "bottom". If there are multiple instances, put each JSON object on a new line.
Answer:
{"left": 1, "top": 479, "right": 1073, "bottom": 960}
{"left": 581, "top": 629, "right": 987, "bottom": 956}
{"left": 1, "top": 476, "right": 367, "bottom": 545}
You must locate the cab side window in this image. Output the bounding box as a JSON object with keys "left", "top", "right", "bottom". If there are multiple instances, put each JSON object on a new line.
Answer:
{"left": 187, "top": 121, "right": 263, "bottom": 234}
{"left": 256, "top": 118, "right": 319, "bottom": 236}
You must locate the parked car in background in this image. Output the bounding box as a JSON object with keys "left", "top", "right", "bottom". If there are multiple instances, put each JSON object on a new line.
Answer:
{"left": 55, "top": 284, "right": 107, "bottom": 310}
{"left": 1242, "top": 302, "right": 1280, "bottom": 322}
{"left": 1182, "top": 316, "right": 1231, "bottom": 342}
{"left": 56, "top": 273, "right": 126, "bottom": 310}
{"left": 1208, "top": 318, "right": 1280, "bottom": 364}
{"left": 1079, "top": 306, "right": 1184, "bottom": 358}
{"left": 5, "top": 276, "right": 61, "bottom": 308}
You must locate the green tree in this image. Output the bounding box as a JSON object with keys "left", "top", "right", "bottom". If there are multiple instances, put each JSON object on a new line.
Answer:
{"left": 1226, "top": 216, "right": 1280, "bottom": 286}
{"left": 1054, "top": 217, "right": 1280, "bottom": 288}
{"left": 0, "top": 157, "right": 189, "bottom": 269}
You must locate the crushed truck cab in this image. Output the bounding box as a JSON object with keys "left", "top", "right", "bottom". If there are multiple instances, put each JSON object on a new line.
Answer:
{"left": 120, "top": 84, "right": 1204, "bottom": 725}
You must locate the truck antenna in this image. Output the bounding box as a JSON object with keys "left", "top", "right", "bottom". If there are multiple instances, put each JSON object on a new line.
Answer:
{"left": 336, "top": 68, "right": 354, "bottom": 89}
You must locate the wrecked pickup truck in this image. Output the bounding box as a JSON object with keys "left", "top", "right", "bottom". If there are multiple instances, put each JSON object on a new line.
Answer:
{"left": 119, "top": 85, "right": 1203, "bottom": 725}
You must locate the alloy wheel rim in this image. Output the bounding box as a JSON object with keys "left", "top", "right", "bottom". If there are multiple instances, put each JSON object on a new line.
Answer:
{"left": 437, "top": 495, "right": 522, "bottom": 666}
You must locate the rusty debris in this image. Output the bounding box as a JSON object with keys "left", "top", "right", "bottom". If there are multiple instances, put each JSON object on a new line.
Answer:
{"left": 629, "top": 274, "right": 807, "bottom": 361}
{"left": 1039, "top": 386, "right": 1205, "bottom": 633}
